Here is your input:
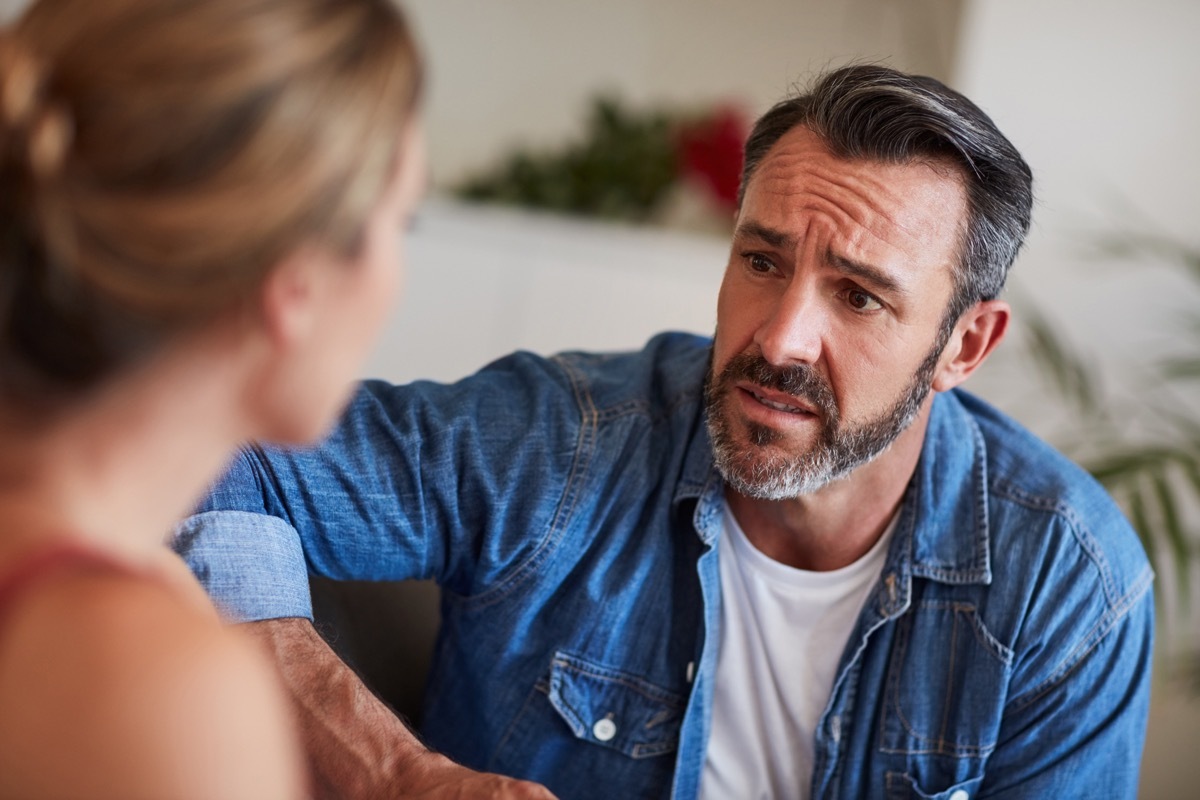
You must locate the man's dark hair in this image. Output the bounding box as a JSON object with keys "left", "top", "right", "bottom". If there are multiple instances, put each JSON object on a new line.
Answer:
{"left": 739, "top": 64, "right": 1034, "bottom": 324}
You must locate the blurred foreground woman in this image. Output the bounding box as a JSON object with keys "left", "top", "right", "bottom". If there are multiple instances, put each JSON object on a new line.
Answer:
{"left": 0, "top": 0, "right": 424, "bottom": 796}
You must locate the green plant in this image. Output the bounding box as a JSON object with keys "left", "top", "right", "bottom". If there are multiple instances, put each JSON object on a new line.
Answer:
{"left": 454, "top": 95, "right": 747, "bottom": 224}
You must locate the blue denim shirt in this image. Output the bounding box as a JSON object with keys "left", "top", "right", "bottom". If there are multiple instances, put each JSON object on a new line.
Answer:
{"left": 175, "top": 332, "right": 1154, "bottom": 800}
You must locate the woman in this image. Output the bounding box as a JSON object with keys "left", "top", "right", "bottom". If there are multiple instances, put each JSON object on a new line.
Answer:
{"left": 0, "top": 0, "right": 424, "bottom": 796}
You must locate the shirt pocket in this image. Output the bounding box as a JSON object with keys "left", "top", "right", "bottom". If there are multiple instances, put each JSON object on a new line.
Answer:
{"left": 886, "top": 771, "right": 983, "bottom": 800}
{"left": 545, "top": 650, "right": 685, "bottom": 758}
{"left": 878, "top": 600, "right": 1013, "bottom": 760}
{"left": 486, "top": 650, "right": 685, "bottom": 794}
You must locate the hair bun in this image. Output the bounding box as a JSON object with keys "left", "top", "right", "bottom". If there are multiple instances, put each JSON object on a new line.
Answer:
{"left": 0, "top": 29, "right": 73, "bottom": 179}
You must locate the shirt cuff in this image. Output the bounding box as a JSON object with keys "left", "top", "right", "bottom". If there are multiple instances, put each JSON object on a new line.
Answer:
{"left": 172, "top": 510, "right": 314, "bottom": 623}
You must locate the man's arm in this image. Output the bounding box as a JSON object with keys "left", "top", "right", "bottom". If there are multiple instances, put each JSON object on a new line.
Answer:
{"left": 253, "top": 618, "right": 555, "bottom": 800}
{"left": 979, "top": 584, "right": 1154, "bottom": 798}
{"left": 175, "top": 371, "right": 581, "bottom": 797}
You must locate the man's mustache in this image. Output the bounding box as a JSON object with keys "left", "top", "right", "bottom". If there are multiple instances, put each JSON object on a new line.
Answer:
{"left": 720, "top": 352, "right": 839, "bottom": 424}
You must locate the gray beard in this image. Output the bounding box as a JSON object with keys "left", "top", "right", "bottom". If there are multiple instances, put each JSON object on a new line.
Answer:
{"left": 703, "top": 337, "right": 945, "bottom": 499}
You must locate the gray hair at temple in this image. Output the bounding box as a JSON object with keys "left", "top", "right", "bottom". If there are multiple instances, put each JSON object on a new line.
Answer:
{"left": 738, "top": 64, "right": 1034, "bottom": 324}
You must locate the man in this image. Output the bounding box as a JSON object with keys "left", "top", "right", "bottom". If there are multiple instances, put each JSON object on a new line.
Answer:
{"left": 176, "top": 65, "right": 1153, "bottom": 799}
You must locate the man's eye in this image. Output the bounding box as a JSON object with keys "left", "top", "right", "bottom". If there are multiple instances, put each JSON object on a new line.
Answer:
{"left": 746, "top": 254, "right": 775, "bottom": 273}
{"left": 846, "top": 288, "right": 882, "bottom": 311}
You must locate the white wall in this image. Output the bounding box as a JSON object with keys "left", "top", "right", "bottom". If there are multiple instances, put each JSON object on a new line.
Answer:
{"left": 2, "top": 0, "right": 964, "bottom": 187}
{"left": 405, "top": 0, "right": 963, "bottom": 186}
{"left": 363, "top": 199, "right": 729, "bottom": 383}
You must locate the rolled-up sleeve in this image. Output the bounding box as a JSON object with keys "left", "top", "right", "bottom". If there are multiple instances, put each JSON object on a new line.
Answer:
{"left": 173, "top": 510, "right": 314, "bottom": 622}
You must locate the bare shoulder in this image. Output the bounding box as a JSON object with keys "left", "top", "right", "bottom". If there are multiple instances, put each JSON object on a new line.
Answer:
{"left": 0, "top": 565, "right": 306, "bottom": 799}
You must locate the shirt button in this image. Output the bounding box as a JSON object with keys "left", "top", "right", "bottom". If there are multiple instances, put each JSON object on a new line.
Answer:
{"left": 948, "top": 790, "right": 969, "bottom": 800}
{"left": 592, "top": 717, "right": 617, "bottom": 742}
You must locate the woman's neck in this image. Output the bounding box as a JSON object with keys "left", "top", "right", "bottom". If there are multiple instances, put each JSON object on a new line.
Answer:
{"left": 0, "top": 334, "right": 258, "bottom": 564}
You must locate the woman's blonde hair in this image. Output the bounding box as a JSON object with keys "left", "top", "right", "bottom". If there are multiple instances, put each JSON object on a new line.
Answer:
{"left": 0, "top": 0, "right": 421, "bottom": 412}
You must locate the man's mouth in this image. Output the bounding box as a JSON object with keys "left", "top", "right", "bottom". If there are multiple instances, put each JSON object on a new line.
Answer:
{"left": 744, "top": 386, "right": 816, "bottom": 416}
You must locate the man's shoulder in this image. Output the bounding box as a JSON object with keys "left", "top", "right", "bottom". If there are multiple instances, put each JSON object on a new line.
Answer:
{"left": 943, "top": 390, "right": 1151, "bottom": 603}
{"left": 548, "top": 331, "right": 712, "bottom": 417}
{"left": 950, "top": 390, "right": 1120, "bottom": 516}
{"left": 361, "top": 331, "right": 710, "bottom": 415}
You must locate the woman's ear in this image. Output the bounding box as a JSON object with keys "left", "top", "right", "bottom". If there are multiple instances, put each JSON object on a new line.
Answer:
{"left": 257, "top": 246, "right": 329, "bottom": 351}
{"left": 931, "top": 299, "right": 1010, "bottom": 392}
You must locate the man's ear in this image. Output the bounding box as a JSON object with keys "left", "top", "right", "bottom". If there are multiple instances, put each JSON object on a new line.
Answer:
{"left": 932, "top": 299, "right": 1010, "bottom": 392}
{"left": 258, "top": 246, "right": 327, "bottom": 350}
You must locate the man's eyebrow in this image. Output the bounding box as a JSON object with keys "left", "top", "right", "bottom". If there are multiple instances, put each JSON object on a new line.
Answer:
{"left": 734, "top": 221, "right": 796, "bottom": 251}
{"left": 737, "top": 220, "right": 907, "bottom": 296}
{"left": 827, "top": 252, "right": 905, "bottom": 296}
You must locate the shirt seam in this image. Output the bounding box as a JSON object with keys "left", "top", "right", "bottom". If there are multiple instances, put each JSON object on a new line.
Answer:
{"left": 1007, "top": 565, "right": 1153, "bottom": 712}
{"left": 457, "top": 355, "right": 598, "bottom": 610}
{"left": 988, "top": 478, "right": 1152, "bottom": 709}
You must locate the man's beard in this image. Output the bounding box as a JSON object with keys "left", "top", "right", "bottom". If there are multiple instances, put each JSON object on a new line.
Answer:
{"left": 703, "top": 333, "right": 948, "bottom": 499}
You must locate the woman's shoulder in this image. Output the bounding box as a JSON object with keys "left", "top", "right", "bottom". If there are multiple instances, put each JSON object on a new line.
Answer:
{"left": 0, "top": 553, "right": 306, "bottom": 799}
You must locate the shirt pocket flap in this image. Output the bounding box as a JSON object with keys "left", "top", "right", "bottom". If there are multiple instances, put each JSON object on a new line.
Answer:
{"left": 546, "top": 651, "right": 685, "bottom": 759}
{"left": 886, "top": 771, "right": 983, "bottom": 800}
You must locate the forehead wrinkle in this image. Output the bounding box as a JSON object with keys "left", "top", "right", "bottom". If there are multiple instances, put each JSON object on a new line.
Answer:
{"left": 751, "top": 160, "right": 916, "bottom": 275}
{"left": 758, "top": 150, "right": 966, "bottom": 285}
{"left": 810, "top": 163, "right": 929, "bottom": 253}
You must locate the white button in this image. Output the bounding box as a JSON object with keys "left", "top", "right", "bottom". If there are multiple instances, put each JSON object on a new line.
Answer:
{"left": 592, "top": 717, "right": 617, "bottom": 741}
{"left": 948, "top": 790, "right": 969, "bottom": 800}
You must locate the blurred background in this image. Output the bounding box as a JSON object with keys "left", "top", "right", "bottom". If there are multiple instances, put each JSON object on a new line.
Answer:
{"left": 4, "top": 0, "right": 1196, "bottom": 795}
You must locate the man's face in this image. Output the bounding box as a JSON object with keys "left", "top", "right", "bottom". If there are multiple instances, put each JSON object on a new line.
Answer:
{"left": 707, "top": 126, "right": 968, "bottom": 498}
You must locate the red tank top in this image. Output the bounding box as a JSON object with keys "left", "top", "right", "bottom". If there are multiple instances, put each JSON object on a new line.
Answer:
{"left": 0, "top": 542, "right": 132, "bottom": 636}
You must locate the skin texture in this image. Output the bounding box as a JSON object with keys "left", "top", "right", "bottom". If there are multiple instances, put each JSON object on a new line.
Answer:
{"left": 712, "top": 126, "right": 1009, "bottom": 570}
{"left": 0, "top": 567, "right": 305, "bottom": 800}
{"left": 252, "top": 618, "right": 557, "bottom": 800}
{"left": 0, "top": 122, "right": 431, "bottom": 798}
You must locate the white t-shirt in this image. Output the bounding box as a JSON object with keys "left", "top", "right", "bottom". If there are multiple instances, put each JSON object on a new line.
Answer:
{"left": 698, "top": 504, "right": 895, "bottom": 800}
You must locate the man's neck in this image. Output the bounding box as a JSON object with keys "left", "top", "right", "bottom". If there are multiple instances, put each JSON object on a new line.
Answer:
{"left": 725, "top": 402, "right": 932, "bottom": 571}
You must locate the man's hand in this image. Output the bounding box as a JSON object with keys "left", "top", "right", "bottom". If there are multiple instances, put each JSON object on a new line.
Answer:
{"left": 397, "top": 752, "right": 556, "bottom": 799}
{"left": 247, "top": 617, "right": 556, "bottom": 800}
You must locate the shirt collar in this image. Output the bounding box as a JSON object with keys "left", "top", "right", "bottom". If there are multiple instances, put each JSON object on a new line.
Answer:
{"left": 674, "top": 401, "right": 717, "bottom": 507}
{"left": 901, "top": 389, "right": 993, "bottom": 587}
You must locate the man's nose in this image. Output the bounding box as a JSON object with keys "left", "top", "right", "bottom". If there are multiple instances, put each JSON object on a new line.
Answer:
{"left": 753, "top": 281, "right": 826, "bottom": 367}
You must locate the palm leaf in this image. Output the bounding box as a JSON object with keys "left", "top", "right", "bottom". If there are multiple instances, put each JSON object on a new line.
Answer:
{"left": 1162, "top": 357, "right": 1200, "bottom": 381}
{"left": 1126, "top": 480, "right": 1157, "bottom": 581}
{"left": 1149, "top": 468, "right": 1191, "bottom": 606}
{"left": 1087, "top": 447, "right": 1188, "bottom": 484}
{"left": 1019, "top": 305, "right": 1098, "bottom": 417}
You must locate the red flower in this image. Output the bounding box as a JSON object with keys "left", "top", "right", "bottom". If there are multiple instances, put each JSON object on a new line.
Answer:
{"left": 675, "top": 104, "right": 749, "bottom": 214}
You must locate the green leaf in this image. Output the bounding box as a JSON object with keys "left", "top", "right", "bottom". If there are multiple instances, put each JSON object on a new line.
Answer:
{"left": 1149, "top": 468, "right": 1191, "bottom": 605}
{"left": 1087, "top": 448, "right": 1185, "bottom": 484}
{"left": 1127, "top": 481, "right": 1157, "bottom": 576}
{"left": 1020, "top": 305, "right": 1098, "bottom": 416}
{"left": 1162, "top": 357, "right": 1200, "bottom": 381}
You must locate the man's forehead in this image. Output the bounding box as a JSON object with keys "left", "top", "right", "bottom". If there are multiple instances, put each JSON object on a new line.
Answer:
{"left": 740, "top": 126, "right": 969, "bottom": 257}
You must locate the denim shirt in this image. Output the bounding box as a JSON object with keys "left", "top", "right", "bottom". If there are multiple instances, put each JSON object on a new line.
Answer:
{"left": 175, "top": 332, "right": 1154, "bottom": 800}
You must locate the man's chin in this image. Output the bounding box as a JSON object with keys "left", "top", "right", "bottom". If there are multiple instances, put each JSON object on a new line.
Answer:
{"left": 717, "top": 459, "right": 836, "bottom": 500}
{"left": 737, "top": 414, "right": 823, "bottom": 457}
